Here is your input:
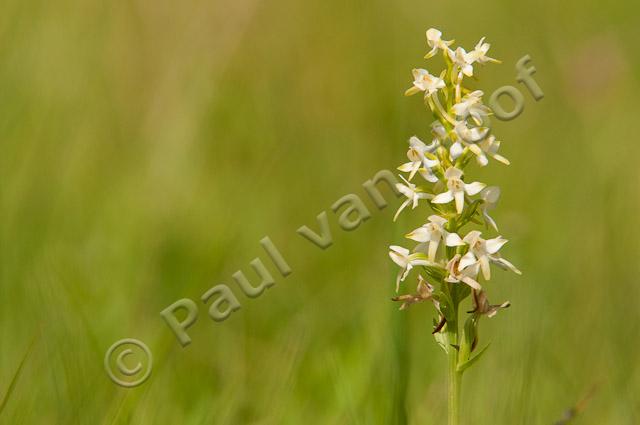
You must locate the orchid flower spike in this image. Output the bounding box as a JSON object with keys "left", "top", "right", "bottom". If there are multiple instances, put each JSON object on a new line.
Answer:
{"left": 388, "top": 31, "right": 522, "bottom": 411}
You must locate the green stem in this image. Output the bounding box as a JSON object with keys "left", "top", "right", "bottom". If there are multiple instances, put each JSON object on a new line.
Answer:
{"left": 447, "top": 298, "right": 462, "bottom": 425}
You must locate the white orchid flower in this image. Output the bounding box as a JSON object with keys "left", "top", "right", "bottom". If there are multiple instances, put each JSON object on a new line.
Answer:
{"left": 459, "top": 230, "right": 521, "bottom": 281}
{"left": 397, "top": 136, "right": 439, "bottom": 182}
{"left": 467, "top": 37, "right": 499, "bottom": 64}
{"left": 425, "top": 28, "right": 454, "bottom": 59}
{"left": 449, "top": 120, "right": 490, "bottom": 162}
{"left": 405, "top": 69, "right": 446, "bottom": 96}
{"left": 406, "top": 215, "right": 464, "bottom": 261}
{"left": 394, "top": 175, "right": 433, "bottom": 221}
{"left": 445, "top": 254, "right": 482, "bottom": 290}
{"left": 451, "top": 90, "right": 491, "bottom": 125}
{"left": 448, "top": 47, "right": 474, "bottom": 78}
{"left": 432, "top": 167, "right": 485, "bottom": 214}
{"left": 475, "top": 135, "right": 510, "bottom": 166}
{"left": 479, "top": 186, "right": 500, "bottom": 231}
{"left": 388, "top": 246, "right": 433, "bottom": 291}
{"left": 453, "top": 120, "right": 489, "bottom": 144}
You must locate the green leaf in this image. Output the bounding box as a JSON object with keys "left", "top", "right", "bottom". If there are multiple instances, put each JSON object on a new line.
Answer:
{"left": 457, "top": 343, "right": 491, "bottom": 373}
{"left": 458, "top": 314, "right": 478, "bottom": 364}
{"left": 423, "top": 265, "right": 445, "bottom": 282}
{"left": 450, "top": 280, "right": 471, "bottom": 305}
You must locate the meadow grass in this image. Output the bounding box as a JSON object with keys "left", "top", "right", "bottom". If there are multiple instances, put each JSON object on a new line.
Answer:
{"left": 1, "top": 0, "right": 639, "bottom": 423}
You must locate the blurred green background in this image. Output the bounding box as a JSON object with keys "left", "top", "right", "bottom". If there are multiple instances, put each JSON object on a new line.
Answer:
{"left": 1, "top": 0, "right": 639, "bottom": 423}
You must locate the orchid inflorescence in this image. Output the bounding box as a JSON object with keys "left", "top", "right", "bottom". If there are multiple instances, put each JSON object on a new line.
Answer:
{"left": 388, "top": 28, "right": 521, "bottom": 422}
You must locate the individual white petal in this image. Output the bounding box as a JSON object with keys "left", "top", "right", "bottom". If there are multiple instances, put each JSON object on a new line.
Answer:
{"left": 405, "top": 86, "right": 421, "bottom": 96}
{"left": 476, "top": 154, "right": 489, "bottom": 167}
{"left": 452, "top": 102, "right": 467, "bottom": 117}
{"left": 397, "top": 162, "right": 413, "bottom": 172}
{"left": 397, "top": 162, "right": 418, "bottom": 175}
{"left": 464, "top": 181, "right": 486, "bottom": 196}
{"left": 485, "top": 236, "right": 508, "bottom": 254}
{"left": 399, "top": 174, "right": 413, "bottom": 186}
{"left": 389, "top": 247, "right": 408, "bottom": 268}
{"left": 463, "top": 230, "right": 482, "bottom": 245}
{"left": 431, "top": 121, "right": 447, "bottom": 140}
{"left": 459, "top": 251, "right": 477, "bottom": 270}
{"left": 449, "top": 141, "right": 464, "bottom": 160}
{"left": 426, "top": 28, "right": 442, "bottom": 45}
{"left": 461, "top": 275, "right": 482, "bottom": 290}
{"left": 432, "top": 190, "right": 454, "bottom": 204}
{"left": 424, "top": 46, "right": 438, "bottom": 59}
{"left": 444, "top": 231, "right": 464, "bottom": 246}
{"left": 389, "top": 253, "right": 406, "bottom": 269}
{"left": 393, "top": 199, "right": 410, "bottom": 221}
{"left": 444, "top": 167, "right": 463, "bottom": 180}
{"left": 428, "top": 215, "right": 448, "bottom": 226}
{"left": 427, "top": 240, "right": 439, "bottom": 262}
{"left": 408, "top": 163, "right": 421, "bottom": 180}
{"left": 419, "top": 168, "right": 439, "bottom": 183}
{"left": 493, "top": 154, "right": 510, "bottom": 165}
{"left": 492, "top": 257, "right": 522, "bottom": 274}
{"left": 463, "top": 261, "right": 480, "bottom": 277}
{"left": 409, "top": 252, "right": 434, "bottom": 266}
{"left": 406, "top": 226, "right": 431, "bottom": 243}
{"left": 483, "top": 211, "right": 499, "bottom": 232}
{"left": 400, "top": 264, "right": 412, "bottom": 282}
{"left": 479, "top": 255, "right": 491, "bottom": 280}
{"left": 390, "top": 245, "right": 409, "bottom": 255}
{"left": 422, "top": 156, "right": 439, "bottom": 168}
{"left": 396, "top": 183, "right": 413, "bottom": 198}
{"left": 409, "top": 136, "right": 427, "bottom": 151}
{"left": 395, "top": 269, "right": 404, "bottom": 292}
{"left": 454, "top": 189, "right": 465, "bottom": 214}
{"left": 481, "top": 186, "right": 501, "bottom": 204}
{"left": 468, "top": 141, "right": 485, "bottom": 156}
